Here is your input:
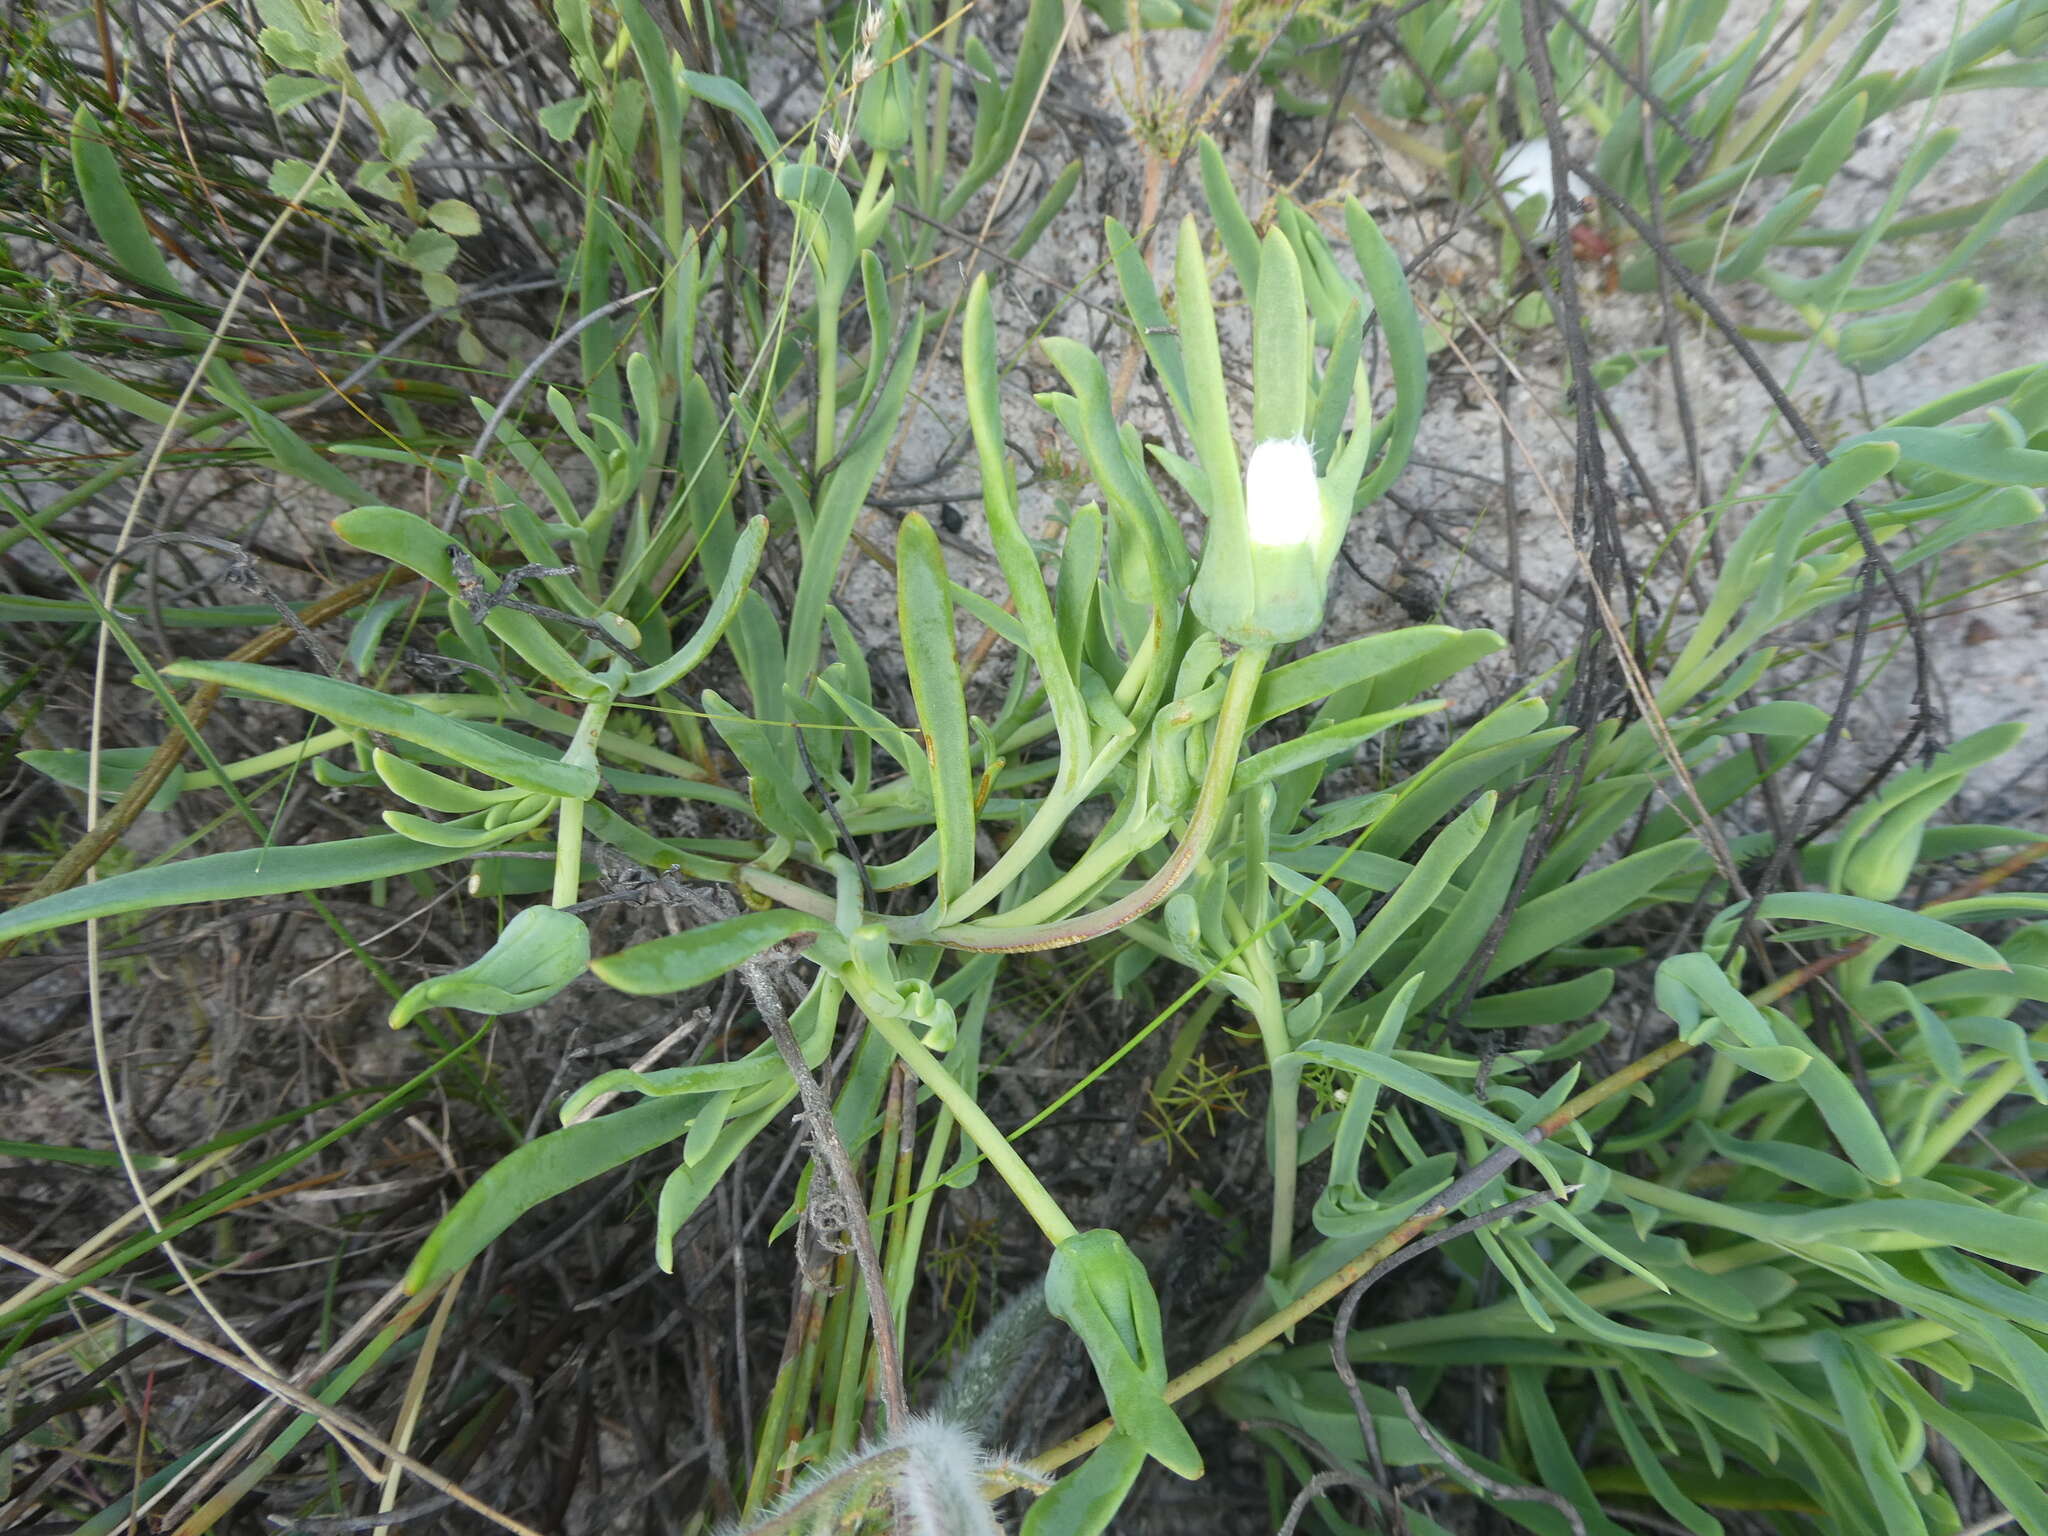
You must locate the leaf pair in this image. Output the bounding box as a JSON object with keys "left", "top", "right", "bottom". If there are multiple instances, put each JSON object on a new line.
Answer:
{"left": 1040, "top": 1229, "right": 1202, "bottom": 1485}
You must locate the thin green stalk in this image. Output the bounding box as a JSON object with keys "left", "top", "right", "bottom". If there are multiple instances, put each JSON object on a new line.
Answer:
{"left": 881, "top": 1064, "right": 919, "bottom": 1338}
{"left": 815, "top": 316, "right": 839, "bottom": 468}
{"left": 889, "top": 1105, "right": 954, "bottom": 1339}
{"left": 932, "top": 644, "right": 1269, "bottom": 951}
{"left": 824, "top": 1076, "right": 901, "bottom": 1457}
{"left": 1905, "top": 1061, "right": 2022, "bottom": 1175}
{"left": 854, "top": 998, "right": 1077, "bottom": 1247}
{"left": 551, "top": 795, "right": 585, "bottom": 908}
{"left": 745, "top": 1288, "right": 824, "bottom": 1514}
{"left": 824, "top": 1261, "right": 871, "bottom": 1457}
{"left": 1246, "top": 954, "right": 1300, "bottom": 1275}
{"left": 740, "top": 645, "right": 1272, "bottom": 954}
{"left": 550, "top": 694, "right": 613, "bottom": 907}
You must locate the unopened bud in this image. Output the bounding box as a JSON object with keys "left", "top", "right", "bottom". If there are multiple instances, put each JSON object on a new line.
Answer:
{"left": 1191, "top": 436, "right": 1352, "bottom": 647}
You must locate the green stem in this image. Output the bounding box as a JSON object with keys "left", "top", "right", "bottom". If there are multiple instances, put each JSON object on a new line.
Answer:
{"left": 933, "top": 645, "right": 1269, "bottom": 951}
{"left": 1265, "top": 1055, "right": 1302, "bottom": 1275}
{"left": 551, "top": 695, "right": 614, "bottom": 908}
{"left": 746, "top": 645, "right": 1273, "bottom": 953}
{"left": 1906, "top": 1061, "right": 2021, "bottom": 1175}
{"left": 855, "top": 996, "right": 1078, "bottom": 1248}
{"left": 891, "top": 1107, "right": 954, "bottom": 1337}
{"left": 745, "top": 1289, "right": 821, "bottom": 1514}
{"left": 1235, "top": 927, "right": 1299, "bottom": 1274}
{"left": 815, "top": 306, "right": 839, "bottom": 468}
{"left": 551, "top": 795, "right": 585, "bottom": 909}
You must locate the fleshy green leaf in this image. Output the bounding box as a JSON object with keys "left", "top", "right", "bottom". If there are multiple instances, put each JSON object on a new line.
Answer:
{"left": 1743, "top": 891, "right": 2008, "bottom": 970}
{"left": 1019, "top": 1433, "right": 1148, "bottom": 1536}
{"left": 1251, "top": 228, "right": 1309, "bottom": 443}
{"left": 898, "top": 514, "right": 978, "bottom": 915}
{"left": 389, "top": 906, "right": 589, "bottom": 1028}
{"left": 1043, "top": 1230, "right": 1203, "bottom": 1479}
{"left": 161, "top": 660, "right": 598, "bottom": 800}
{"left": 330, "top": 506, "right": 609, "bottom": 698}
{"left": 404, "top": 1093, "right": 700, "bottom": 1291}
{"left": 623, "top": 515, "right": 769, "bottom": 696}
{"left": 593, "top": 908, "right": 817, "bottom": 996}
{"left": 0, "top": 835, "right": 458, "bottom": 945}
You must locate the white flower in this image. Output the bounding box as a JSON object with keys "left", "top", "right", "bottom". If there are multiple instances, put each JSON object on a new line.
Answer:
{"left": 1245, "top": 437, "right": 1322, "bottom": 547}
{"left": 1195, "top": 436, "right": 1349, "bottom": 645}
{"left": 1497, "top": 138, "right": 1591, "bottom": 212}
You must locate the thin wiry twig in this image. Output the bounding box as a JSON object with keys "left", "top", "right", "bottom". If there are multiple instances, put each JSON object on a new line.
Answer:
{"left": 278, "top": 276, "right": 565, "bottom": 420}
{"left": 436, "top": 286, "right": 659, "bottom": 530}
{"left": 123, "top": 532, "right": 339, "bottom": 676}
{"left": 1326, "top": 1187, "right": 1572, "bottom": 1535}
{"left": 1396, "top": 1386, "right": 1587, "bottom": 1536}
{"left": 0, "top": 1242, "right": 544, "bottom": 1536}
{"left": 1278, "top": 1469, "right": 1398, "bottom": 1536}
{"left": 1566, "top": 153, "right": 1944, "bottom": 755}
{"left": 700, "top": 894, "right": 910, "bottom": 1435}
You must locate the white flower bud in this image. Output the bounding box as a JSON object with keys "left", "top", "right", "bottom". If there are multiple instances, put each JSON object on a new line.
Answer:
{"left": 1245, "top": 437, "right": 1321, "bottom": 547}
{"left": 1497, "top": 138, "right": 1591, "bottom": 215}
{"left": 1193, "top": 436, "right": 1351, "bottom": 646}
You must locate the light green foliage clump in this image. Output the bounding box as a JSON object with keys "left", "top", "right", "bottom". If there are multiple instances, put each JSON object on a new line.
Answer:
{"left": 4, "top": 2, "right": 2048, "bottom": 1533}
